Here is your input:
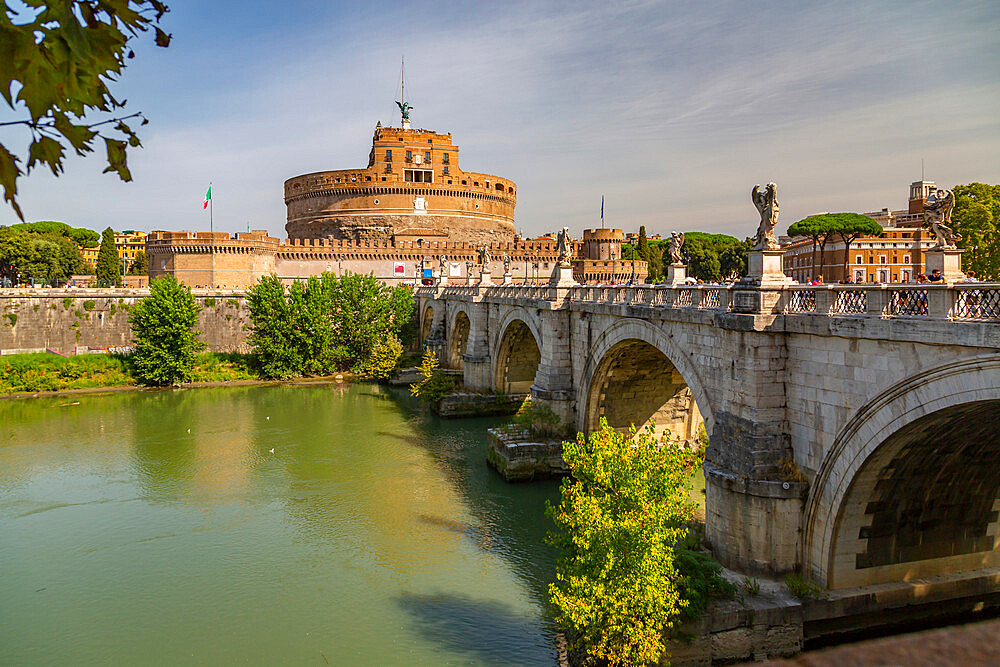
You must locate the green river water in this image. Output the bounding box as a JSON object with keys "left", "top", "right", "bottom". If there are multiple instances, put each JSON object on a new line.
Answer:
{"left": 0, "top": 383, "right": 562, "bottom": 665}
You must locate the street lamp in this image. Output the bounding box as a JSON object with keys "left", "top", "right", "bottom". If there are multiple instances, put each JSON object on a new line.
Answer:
{"left": 611, "top": 251, "right": 616, "bottom": 285}
{"left": 630, "top": 251, "right": 636, "bottom": 285}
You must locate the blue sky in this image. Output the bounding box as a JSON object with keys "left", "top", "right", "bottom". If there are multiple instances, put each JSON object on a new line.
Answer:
{"left": 2, "top": 0, "right": 998, "bottom": 239}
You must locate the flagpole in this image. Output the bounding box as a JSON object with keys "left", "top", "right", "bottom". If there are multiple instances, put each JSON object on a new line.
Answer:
{"left": 209, "top": 181, "right": 213, "bottom": 234}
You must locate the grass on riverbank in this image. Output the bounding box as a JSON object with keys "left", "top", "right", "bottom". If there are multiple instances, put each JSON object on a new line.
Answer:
{"left": 0, "top": 352, "right": 259, "bottom": 395}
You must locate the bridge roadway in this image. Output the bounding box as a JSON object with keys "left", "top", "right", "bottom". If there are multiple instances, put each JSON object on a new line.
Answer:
{"left": 416, "top": 280, "right": 1000, "bottom": 593}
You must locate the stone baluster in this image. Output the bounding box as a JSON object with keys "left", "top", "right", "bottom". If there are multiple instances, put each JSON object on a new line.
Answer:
{"left": 864, "top": 285, "right": 886, "bottom": 317}
{"left": 814, "top": 286, "right": 835, "bottom": 315}
{"left": 928, "top": 285, "right": 954, "bottom": 318}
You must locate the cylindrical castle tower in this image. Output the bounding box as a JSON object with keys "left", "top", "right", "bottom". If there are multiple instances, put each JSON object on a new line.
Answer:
{"left": 284, "top": 125, "right": 516, "bottom": 245}
{"left": 582, "top": 228, "right": 624, "bottom": 260}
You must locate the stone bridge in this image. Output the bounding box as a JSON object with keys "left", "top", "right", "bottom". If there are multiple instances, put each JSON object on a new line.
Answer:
{"left": 416, "top": 280, "right": 1000, "bottom": 591}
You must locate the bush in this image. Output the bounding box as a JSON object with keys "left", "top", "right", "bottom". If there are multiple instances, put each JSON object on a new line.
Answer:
{"left": 510, "top": 398, "right": 565, "bottom": 438}
{"left": 409, "top": 350, "right": 454, "bottom": 403}
{"left": 547, "top": 419, "right": 705, "bottom": 666}
{"left": 127, "top": 276, "right": 205, "bottom": 386}
{"left": 367, "top": 335, "right": 403, "bottom": 380}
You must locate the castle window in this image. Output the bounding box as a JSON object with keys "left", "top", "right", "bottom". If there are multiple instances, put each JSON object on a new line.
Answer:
{"left": 443, "top": 166, "right": 449, "bottom": 176}
{"left": 385, "top": 163, "right": 392, "bottom": 173}
{"left": 442, "top": 153, "right": 450, "bottom": 164}
{"left": 461, "top": 180, "right": 467, "bottom": 185}
{"left": 404, "top": 169, "right": 433, "bottom": 183}
{"left": 405, "top": 150, "right": 412, "bottom": 163}
{"left": 424, "top": 151, "right": 431, "bottom": 163}
{"left": 385, "top": 150, "right": 392, "bottom": 161}
{"left": 904, "top": 255, "right": 911, "bottom": 264}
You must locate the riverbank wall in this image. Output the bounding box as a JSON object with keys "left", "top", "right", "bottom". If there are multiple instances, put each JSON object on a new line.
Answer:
{"left": 0, "top": 288, "right": 251, "bottom": 355}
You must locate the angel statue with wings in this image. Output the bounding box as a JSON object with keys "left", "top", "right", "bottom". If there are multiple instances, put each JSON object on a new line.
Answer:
{"left": 751, "top": 182, "right": 781, "bottom": 251}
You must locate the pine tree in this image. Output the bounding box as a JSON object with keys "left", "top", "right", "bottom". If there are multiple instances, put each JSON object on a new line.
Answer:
{"left": 95, "top": 227, "right": 121, "bottom": 287}
{"left": 130, "top": 251, "right": 148, "bottom": 275}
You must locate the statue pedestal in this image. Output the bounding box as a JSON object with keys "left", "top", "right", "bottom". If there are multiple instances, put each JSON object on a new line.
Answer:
{"left": 667, "top": 263, "right": 687, "bottom": 286}
{"left": 549, "top": 264, "right": 577, "bottom": 287}
{"left": 478, "top": 269, "right": 493, "bottom": 286}
{"left": 743, "top": 249, "right": 793, "bottom": 286}
{"left": 466, "top": 273, "right": 476, "bottom": 286}
{"left": 502, "top": 271, "right": 513, "bottom": 285}
{"left": 436, "top": 274, "right": 448, "bottom": 287}
{"left": 924, "top": 248, "right": 964, "bottom": 283}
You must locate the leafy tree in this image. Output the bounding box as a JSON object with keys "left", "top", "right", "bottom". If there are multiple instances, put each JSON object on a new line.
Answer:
{"left": 95, "top": 226, "right": 121, "bottom": 286}
{"left": 637, "top": 226, "right": 650, "bottom": 263}
{"left": 409, "top": 350, "right": 455, "bottom": 404}
{"left": 22, "top": 232, "right": 84, "bottom": 284}
{"left": 954, "top": 183, "right": 1000, "bottom": 280}
{"left": 0, "top": 226, "right": 31, "bottom": 284}
{"left": 367, "top": 336, "right": 404, "bottom": 380}
{"left": 0, "top": 1, "right": 171, "bottom": 220}
{"left": 719, "top": 237, "right": 752, "bottom": 280}
{"left": 681, "top": 232, "right": 744, "bottom": 282}
{"left": 831, "top": 213, "right": 882, "bottom": 278}
{"left": 128, "top": 275, "right": 205, "bottom": 386}
{"left": 129, "top": 250, "right": 148, "bottom": 275}
{"left": 547, "top": 419, "right": 703, "bottom": 665}
{"left": 246, "top": 272, "right": 415, "bottom": 378}
{"left": 246, "top": 274, "right": 302, "bottom": 379}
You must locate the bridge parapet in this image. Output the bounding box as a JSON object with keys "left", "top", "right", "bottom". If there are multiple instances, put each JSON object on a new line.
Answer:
{"left": 417, "top": 282, "right": 1000, "bottom": 323}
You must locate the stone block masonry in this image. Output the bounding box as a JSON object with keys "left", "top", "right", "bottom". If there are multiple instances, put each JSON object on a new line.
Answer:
{"left": 0, "top": 289, "right": 251, "bottom": 355}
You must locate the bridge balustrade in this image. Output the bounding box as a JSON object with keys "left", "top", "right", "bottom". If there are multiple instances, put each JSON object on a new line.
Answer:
{"left": 419, "top": 282, "right": 1000, "bottom": 322}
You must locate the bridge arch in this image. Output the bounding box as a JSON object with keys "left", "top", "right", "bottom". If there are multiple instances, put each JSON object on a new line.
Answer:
{"left": 804, "top": 355, "right": 1000, "bottom": 589}
{"left": 491, "top": 307, "right": 543, "bottom": 394}
{"left": 447, "top": 308, "right": 471, "bottom": 369}
{"left": 420, "top": 304, "right": 435, "bottom": 342}
{"left": 579, "top": 318, "right": 714, "bottom": 440}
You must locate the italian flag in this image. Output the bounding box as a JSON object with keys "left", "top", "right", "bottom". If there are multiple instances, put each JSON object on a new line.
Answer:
{"left": 203, "top": 185, "right": 212, "bottom": 209}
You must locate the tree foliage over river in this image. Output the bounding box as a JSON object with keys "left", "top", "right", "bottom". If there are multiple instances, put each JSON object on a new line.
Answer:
{"left": 246, "top": 272, "right": 414, "bottom": 378}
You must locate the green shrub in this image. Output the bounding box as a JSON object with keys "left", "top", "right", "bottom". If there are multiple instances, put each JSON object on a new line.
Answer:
{"left": 63, "top": 297, "right": 73, "bottom": 309}
{"left": 32, "top": 304, "right": 39, "bottom": 312}
{"left": 741, "top": 576, "right": 761, "bottom": 597}
{"left": 203, "top": 297, "right": 216, "bottom": 307}
{"left": 510, "top": 398, "right": 566, "bottom": 438}
{"left": 547, "top": 419, "right": 708, "bottom": 665}
{"left": 128, "top": 276, "right": 206, "bottom": 386}
{"left": 367, "top": 335, "right": 403, "bottom": 380}
{"left": 82, "top": 300, "right": 95, "bottom": 311}
{"left": 409, "top": 350, "right": 454, "bottom": 403}
{"left": 784, "top": 574, "right": 824, "bottom": 599}
{"left": 4, "top": 313, "right": 15, "bottom": 326}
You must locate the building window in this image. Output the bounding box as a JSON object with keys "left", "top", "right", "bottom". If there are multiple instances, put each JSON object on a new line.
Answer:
{"left": 405, "top": 150, "right": 412, "bottom": 163}
{"left": 385, "top": 150, "right": 392, "bottom": 161}
{"left": 855, "top": 254, "right": 862, "bottom": 264}
{"left": 442, "top": 153, "right": 450, "bottom": 164}
{"left": 879, "top": 255, "right": 887, "bottom": 264}
{"left": 404, "top": 169, "right": 433, "bottom": 183}
{"left": 385, "top": 163, "right": 392, "bottom": 173}
{"left": 904, "top": 255, "right": 911, "bottom": 264}
{"left": 424, "top": 151, "right": 431, "bottom": 163}
{"left": 442, "top": 166, "right": 449, "bottom": 176}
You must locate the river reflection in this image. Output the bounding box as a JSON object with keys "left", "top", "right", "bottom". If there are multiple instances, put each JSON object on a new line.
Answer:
{"left": 0, "top": 383, "right": 560, "bottom": 665}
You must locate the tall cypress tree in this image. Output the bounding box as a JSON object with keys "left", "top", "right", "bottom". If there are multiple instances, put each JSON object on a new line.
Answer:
{"left": 95, "top": 226, "right": 121, "bottom": 287}
{"left": 637, "top": 226, "right": 651, "bottom": 263}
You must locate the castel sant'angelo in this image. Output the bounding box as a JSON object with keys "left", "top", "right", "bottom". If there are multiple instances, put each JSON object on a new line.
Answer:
{"left": 147, "top": 103, "right": 646, "bottom": 287}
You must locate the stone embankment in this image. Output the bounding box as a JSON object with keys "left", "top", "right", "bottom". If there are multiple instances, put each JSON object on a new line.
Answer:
{"left": 486, "top": 425, "right": 567, "bottom": 481}
{"left": 0, "top": 288, "right": 251, "bottom": 355}
{"left": 436, "top": 391, "right": 527, "bottom": 418}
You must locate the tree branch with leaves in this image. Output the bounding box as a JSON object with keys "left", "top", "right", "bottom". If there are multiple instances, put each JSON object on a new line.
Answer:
{"left": 0, "top": 1, "right": 171, "bottom": 219}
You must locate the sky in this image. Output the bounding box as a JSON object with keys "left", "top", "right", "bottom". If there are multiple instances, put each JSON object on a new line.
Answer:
{"left": 2, "top": 0, "right": 998, "bottom": 240}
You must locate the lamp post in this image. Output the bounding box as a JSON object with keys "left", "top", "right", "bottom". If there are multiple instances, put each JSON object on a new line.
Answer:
{"left": 630, "top": 251, "right": 636, "bottom": 285}
{"left": 611, "top": 251, "right": 616, "bottom": 285}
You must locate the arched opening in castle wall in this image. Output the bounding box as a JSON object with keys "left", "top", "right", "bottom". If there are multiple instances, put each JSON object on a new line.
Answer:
{"left": 448, "top": 311, "right": 470, "bottom": 370}
{"left": 827, "top": 400, "right": 1000, "bottom": 589}
{"left": 494, "top": 320, "right": 540, "bottom": 394}
{"left": 585, "top": 340, "right": 704, "bottom": 445}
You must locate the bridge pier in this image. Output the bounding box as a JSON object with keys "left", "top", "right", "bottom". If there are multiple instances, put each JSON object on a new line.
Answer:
{"left": 531, "top": 309, "right": 576, "bottom": 429}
